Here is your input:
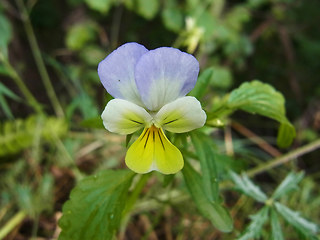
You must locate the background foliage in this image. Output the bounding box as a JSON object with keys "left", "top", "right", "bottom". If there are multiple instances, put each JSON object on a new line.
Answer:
{"left": 0, "top": 0, "right": 319, "bottom": 239}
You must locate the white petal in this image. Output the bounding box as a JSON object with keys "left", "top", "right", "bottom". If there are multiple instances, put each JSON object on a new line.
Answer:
{"left": 154, "top": 96, "right": 206, "bottom": 133}
{"left": 101, "top": 99, "right": 152, "bottom": 134}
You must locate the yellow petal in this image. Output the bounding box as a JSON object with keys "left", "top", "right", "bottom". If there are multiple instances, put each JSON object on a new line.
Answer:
{"left": 125, "top": 126, "right": 184, "bottom": 174}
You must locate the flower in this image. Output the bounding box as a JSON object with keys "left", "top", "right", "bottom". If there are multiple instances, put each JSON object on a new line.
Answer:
{"left": 98, "top": 43, "right": 206, "bottom": 174}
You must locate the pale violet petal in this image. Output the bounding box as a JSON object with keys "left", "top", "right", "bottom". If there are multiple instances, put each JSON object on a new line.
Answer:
{"left": 154, "top": 96, "right": 206, "bottom": 133}
{"left": 135, "top": 47, "right": 199, "bottom": 111}
{"left": 101, "top": 99, "right": 153, "bottom": 135}
{"left": 98, "top": 43, "right": 148, "bottom": 106}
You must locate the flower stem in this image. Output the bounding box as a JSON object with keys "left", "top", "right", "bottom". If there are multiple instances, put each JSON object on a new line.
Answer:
{"left": 16, "top": 0, "right": 64, "bottom": 117}
{"left": 247, "top": 138, "right": 320, "bottom": 177}
{"left": 0, "top": 211, "right": 26, "bottom": 240}
{"left": 123, "top": 173, "right": 150, "bottom": 215}
{"left": 0, "top": 52, "right": 42, "bottom": 114}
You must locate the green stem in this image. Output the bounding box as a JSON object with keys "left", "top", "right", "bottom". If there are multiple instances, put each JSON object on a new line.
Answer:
{"left": 16, "top": 0, "right": 64, "bottom": 117}
{"left": 247, "top": 138, "right": 320, "bottom": 177}
{"left": 0, "top": 211, "right": 26, "bottom": 240}
{"left": 0, "top": 52, "right": 42, "bottom": 113}
{"left": 123, "top": 174, "right": 150, "bottom": 215}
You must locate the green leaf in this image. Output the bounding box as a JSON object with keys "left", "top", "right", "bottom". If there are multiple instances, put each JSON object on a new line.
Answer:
{"left": 189, "top": 67, "right": 213, "bottom": 99}
{"left": 84, "top": 0, "right": 113, "bottom": 14}
{"left": 229, "top": 171, "right": 268, "bottom": 203}
{"left": 190, "top": 131, "right": 219, "bottom": 202}
{"left": 79, "top": 45, "right": 106, "bottom": 67}
{"left": 228, "top": 80, "right": 295, "bottom": 147}
{"left": 0, "top": 82, "right": 20, "bottom": 101}
{"left": 0, "top": 82, "right": 22, "bottom": 119}
{"left": 182, "top": 161, "right": 233, "bottom": 232}
{"left": 65, "top": 21, "right": 98, "bottom": 51}
{"left": 80, "top": 116, "right": 104, "bottom": 129}
{"left": 0, "top": 13, "right": 12, "bottom": 57}
{"left": 0, "top": 115, "right": 68, "bottom": 157}
{"left": 274, "top": 202, "right": 319, "bottom": 237}
{"left": 272, "top": 172, "right": 304, "bottom": 200}
{"left": 162, "top": 4, "right": 184, "bottom": 32}
{"left": 237, "top": 207, "right": 269, "bottom": 240}
{"left": 59, "top": 170, "right": 135, "bottom": 240}
{"left": 210, "top": 65, "right": 233, "bottom": 90}
{"left": 136, "top": 0, "right": 159, "bottom": 19}
{"left": 277, "top": 121, "right": 296, "bottom": 148}
{"left": 126, "top": 133, "right": 133, "bottom": 147}
{"left": 228, "top": 81, "right": 286, "bottom": 122}
{"left": 270, "top": 209, "right": 284, "bottom": 240}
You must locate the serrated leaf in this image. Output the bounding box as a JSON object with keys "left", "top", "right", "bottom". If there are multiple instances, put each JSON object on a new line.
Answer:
{"left": 229, "top": 171, "right": 268, "bottom": 203}
{"left": 182, "top": 161, "right": 233, "bottom": 232}
{"left": 228, "top": 81, "right": 286, "bottom": 122}
{"left": 270, "top": 209, "right": 284, "bottom": 240}
{"left": 190, "top": 131, "right": 219, "bottom": 202}
{"left": 59, "top": 170, "right": 135, "bottom": 240}
{"left": 228, "top": 80, "right": 295, "bottom": 147}
{"left": 237, "top": 207, "right": 269, "bottom": 240}
{"left": 272, "top": 172, "right": 304, "bottom": 200}
{"left": 274, "top": 202, "right": 319, "bottom": 237}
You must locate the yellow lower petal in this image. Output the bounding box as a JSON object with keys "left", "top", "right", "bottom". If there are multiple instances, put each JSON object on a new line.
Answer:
{"left": 125, "top": 126, "right": 183, "bottom": 174}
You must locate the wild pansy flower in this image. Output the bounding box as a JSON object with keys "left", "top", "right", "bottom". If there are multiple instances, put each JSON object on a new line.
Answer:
{"left": 98, "top": 43, "right": 206, "bottom": 174}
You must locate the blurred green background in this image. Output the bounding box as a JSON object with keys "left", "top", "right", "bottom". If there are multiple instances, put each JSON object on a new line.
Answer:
{"left": 0, "top": 0, "right": 319, "bottom": 239}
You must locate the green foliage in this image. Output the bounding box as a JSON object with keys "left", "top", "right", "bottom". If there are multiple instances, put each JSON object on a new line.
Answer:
{"left": 1, "top": 0, "right": 319, "bottom": 238}
{"left": 210, "top": 80, "right": 296, "bottom": 148}
{"left": 58, "top": 170, "right": 135, "bottom": 240}
{"left": 275, "top": 203, "right": 319, "bottom": 238}
{"left": 182, "top": 161, "right": 233, "bottom": 232}
{"left": 15, "top": 174, "right": 54, "bottom": 218}
{"left": 229, "top": 171, "right": 267, "bottom": 203}
{"left": 135, "top": 0, "right": 159, "bottom": 19}
{"left": 124, "top": 0, "right": 159, "bottom": 19}
{"left": 0, "top": 82, "right": 21, "bottom": 119}
{"left": 189, "top": 67, "right": 214, "bottom": 99}
{"left": 230, "top": 172, "right": 319, "bottom": 239}
{"left": 84, "top": 0, "right": 114, "bottom": 14}
{"left": 0, "top": 12, "right": 12, "bottom": 57}
{"left": 210, "top": 65, "right": 233, "bottom": 89}
{"left": 0, "top": 115, "right": 68, "bottom": 156}
{"left": 270, "top": 209, "right": 284, "bottom": 240}
{"left": 237, "top": 207, "right": 269, "bottom": 240}
{"left": 162, "top": 2, "right": 184, "bottom": 33}
{"left": 79, "top": 45, "right": 106, "bottom": 67}
{"left": 228, "top": 81, "right": 287, "bottom": 123}
{"left": 272, "top": 171, "right": 304, "bottom": 199}
{"left": 190, "top": 131, "right": 219, "bottom": 202}
{"left": 65, "top": 21, "right": 98, "bottom": 51}
{"left": 277, "top": 122, "right": 296, "bottom": 148}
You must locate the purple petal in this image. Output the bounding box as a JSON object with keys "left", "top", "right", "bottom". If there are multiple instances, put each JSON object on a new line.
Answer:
{"left": 98, "top": 42, "right": 148, "bottom": 106}
{"left": 134, "top": 47, "right": 199, "bottom": 111}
